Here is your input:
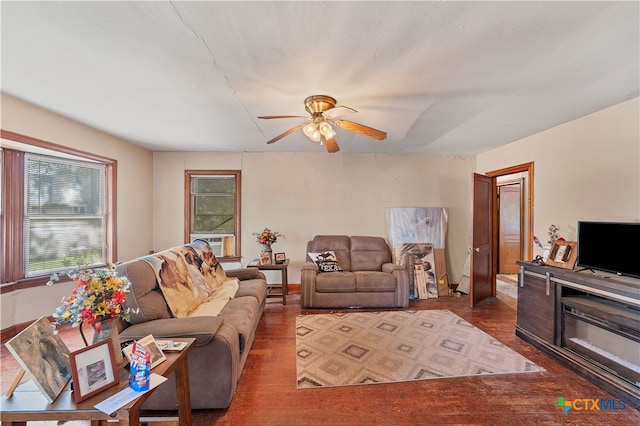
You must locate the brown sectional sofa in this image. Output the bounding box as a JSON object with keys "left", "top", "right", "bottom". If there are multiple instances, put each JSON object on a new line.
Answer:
{"left": 115, "top": 240, "right": 267, "bottom": 410}
{"left": 301, "top": 235, "right": 409, "bottom": 309}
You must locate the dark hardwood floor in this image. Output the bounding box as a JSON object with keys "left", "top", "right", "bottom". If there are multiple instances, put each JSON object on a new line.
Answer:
{"left": 2, "top": 290, "right": 639, "bottom": 425}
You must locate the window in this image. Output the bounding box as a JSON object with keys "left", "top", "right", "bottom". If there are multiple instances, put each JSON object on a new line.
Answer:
{"left": 185, "top": 170, "right": 240, "bottom": 260}
{"left": 24, "top": 154, "right": 106, "bottom": 277}
{"left": 1, "top": 131, "right": 116, "bottom": 288}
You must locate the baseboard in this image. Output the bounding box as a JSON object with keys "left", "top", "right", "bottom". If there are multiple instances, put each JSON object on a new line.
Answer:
{"left": 288, "top": 283, "right": 300, "bottom": 293}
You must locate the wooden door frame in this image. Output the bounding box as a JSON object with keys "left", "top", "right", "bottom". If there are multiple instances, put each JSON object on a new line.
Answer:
{"left": 486, "top": 162, "right": 534, "bottom": 264}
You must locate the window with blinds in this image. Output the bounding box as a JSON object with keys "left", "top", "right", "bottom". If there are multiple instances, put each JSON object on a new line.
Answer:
{"left": 24, "top": 154, "right": 106, "bottom": 277}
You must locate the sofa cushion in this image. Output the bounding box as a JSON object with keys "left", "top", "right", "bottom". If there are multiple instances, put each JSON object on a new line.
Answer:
{"left": 117, "top": 259, "right": 172, "bottom": 324}
{"left": 315, "top": 272, "right": 356, "bottom": 292}
{"left": 218, "top": 296, "right": 260, "bottom": 353}
{"left": 350, "top": 236, "right": 392, "bottom": 271}
{"left": 354, "top": 271, "right": 398, "bottom": 292}
{"left": 119, "top": 316, "right": 224, "bottom": 347}
{"left": 235, "top": 279, "right": 268, "bottom": 306}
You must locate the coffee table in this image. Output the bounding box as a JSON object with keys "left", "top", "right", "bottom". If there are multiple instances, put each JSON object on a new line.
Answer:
{"left": 1, "top": 337, "right": 195, "bottom": 426}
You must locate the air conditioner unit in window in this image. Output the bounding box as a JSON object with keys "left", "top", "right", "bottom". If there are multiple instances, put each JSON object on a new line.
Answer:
{"left": 190, "top": 234, "right": 234, "bottom": 257}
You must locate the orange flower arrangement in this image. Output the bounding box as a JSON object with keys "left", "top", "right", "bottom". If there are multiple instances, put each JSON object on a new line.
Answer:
{"left": 253, "top": 228, "right": 284, "bottom": 246}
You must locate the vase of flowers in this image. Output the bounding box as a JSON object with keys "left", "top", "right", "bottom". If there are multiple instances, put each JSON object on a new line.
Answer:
{"left": 253, "top": 228, "right": 284, "bottom": 264}
{"left": 49, "top": 265, "right": 132, "bottom": 364}
{"left": 543, "top": 224, "right": 563, "bottom": 262}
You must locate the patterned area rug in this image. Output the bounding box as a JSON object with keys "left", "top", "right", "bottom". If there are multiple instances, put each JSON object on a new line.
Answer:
{"left": 296, "top": 310, "right": 544, "bottom": 388}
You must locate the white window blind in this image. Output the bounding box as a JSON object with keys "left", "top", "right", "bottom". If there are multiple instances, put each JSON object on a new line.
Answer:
{"left": 23, "top": 153, "right": 106, "bottom": 276}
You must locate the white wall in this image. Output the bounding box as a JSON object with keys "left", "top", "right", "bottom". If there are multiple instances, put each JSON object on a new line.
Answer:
{"left": 3, "top": 94, "right": 637, "bottom": 329}
{"left": 153, "top": 152, "right": 476, "bottom": 285}
{"left": 477, "top": 97, "right": 640, "bottom": 257}
{"left": 0, "top": 93, "right": 154, "bottom": 328}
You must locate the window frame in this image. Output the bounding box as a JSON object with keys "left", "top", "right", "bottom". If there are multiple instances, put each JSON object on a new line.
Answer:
{"left": 0, "top": 130, "right": 117, "bottom": 293}
{"left": 184, "top": 170, "right": 241, "bottom": 262}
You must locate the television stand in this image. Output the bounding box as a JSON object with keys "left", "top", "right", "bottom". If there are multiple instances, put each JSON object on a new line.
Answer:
{"left": 516, "top": 261, "right": 640, "bottom": 409}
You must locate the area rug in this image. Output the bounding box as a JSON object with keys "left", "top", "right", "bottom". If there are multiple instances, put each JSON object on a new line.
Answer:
{"left": 296, "top": 310, "right": 544, "bottom": 388}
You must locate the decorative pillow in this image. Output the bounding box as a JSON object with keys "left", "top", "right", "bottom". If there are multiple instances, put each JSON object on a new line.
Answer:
{"left": 308, "top": 251, "right": 343, "bottom": 273}
{"left": 307, "top": 252, "right": 320, "bottom": 262}
{"left": 317, "top": 260, "right": 342, "bottom": 273}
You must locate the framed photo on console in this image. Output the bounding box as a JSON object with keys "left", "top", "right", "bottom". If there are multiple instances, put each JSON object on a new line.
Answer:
{"left": 546, "top": 240, "right": 577, "bottom": 269}
{"left": 275, "top": 252, "right": 286, "bottom": 264}
{"left": 259, "top": 251, "right": 271, "bottom": 265}
{"left": 122, "top": 334, "right": 167, "bottom": 369}
{"left": 69, "top": 339, "right": 119, "bottom": 403}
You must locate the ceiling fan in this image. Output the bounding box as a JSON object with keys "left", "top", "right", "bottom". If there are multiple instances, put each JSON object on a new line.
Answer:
{"left": 258, "top": 95, "right": 387, "bottom": 153}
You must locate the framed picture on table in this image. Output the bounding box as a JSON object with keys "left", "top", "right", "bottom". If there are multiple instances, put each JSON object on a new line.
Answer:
{"left": 122, "top": 334, "right": 167, "bottom": 369}
{"left": 259, "top": 251, "right": 271, "bottom": 265}
{"left": 5, "top": 316, "right": 72, "bottom": 403}
{"left": 275, "top": 252, "right": 286, "bottom": 263}
{"left": 69, "top": 339, "right": 119, "bottom": 403}
{"left": 546, "top": 240, "right": 577, "bottom": 269}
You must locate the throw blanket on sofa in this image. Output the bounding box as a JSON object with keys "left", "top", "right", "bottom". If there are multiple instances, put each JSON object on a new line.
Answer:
{"left": 142, "top": 241, "right": 238, "bottom": 317}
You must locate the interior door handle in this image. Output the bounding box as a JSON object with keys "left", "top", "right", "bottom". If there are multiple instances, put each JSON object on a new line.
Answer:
{"left": 474, "top": 247, "right": 480, "bottom": 253}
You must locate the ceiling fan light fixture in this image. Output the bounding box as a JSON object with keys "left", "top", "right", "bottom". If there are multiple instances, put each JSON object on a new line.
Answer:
{"left": 310, "top": 129, "right": 322, "bottom": 142}
{"left": 303, "top": 122, "right": 317, "bottom": 138}
{"left": 258, "top": 94, "right": 386, "bottom": 151}
{"left": 318, "top": 121, "right": 336, "bottom": 139}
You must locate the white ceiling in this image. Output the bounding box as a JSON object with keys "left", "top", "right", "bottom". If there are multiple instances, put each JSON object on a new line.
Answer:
{"left": 1, "top": 1, "right": 638, "bottom": 154}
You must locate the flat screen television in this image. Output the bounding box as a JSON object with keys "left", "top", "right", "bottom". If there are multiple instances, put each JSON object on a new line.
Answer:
{"left": 577, "top": 221, "right": 640, "bottom": 278}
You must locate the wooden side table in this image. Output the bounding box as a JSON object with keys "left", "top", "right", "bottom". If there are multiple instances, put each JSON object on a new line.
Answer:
{"left": 1, "top": 338, "right": 195, "bottom": 426}
{"left": 255, "top": 259, "right": 289, "bottom": 305}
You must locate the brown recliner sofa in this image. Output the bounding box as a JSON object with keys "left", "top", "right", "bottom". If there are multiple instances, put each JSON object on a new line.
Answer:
{"left": 301, "top": 235, "right": 409, "bottom": 308}
{"left": 115, "top": 240, "right": 267, "bottom": 410}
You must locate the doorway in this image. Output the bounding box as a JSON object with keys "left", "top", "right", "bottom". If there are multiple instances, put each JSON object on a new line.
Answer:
{"left": 497, "top": 178, "right": 524, "bottom": 274}
{"left": 470, "top": 162, "right": 533, "bottom": 306}
{"left": 486, "top": 162, "right": 534, "bottom": 265}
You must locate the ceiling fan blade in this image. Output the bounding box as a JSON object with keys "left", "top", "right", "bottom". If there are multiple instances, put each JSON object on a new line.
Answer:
{"left": 258, "top": 115, "right": 308, "bottom": 120}
{"left": 323, "top": 105, "right": 357, "bottom": 119}
{"left": 333, "top": 119, "right": 387, "bottom": 140}
{"left": 323, "top": 136, "right": 340, "bottom": 153}
{"left": 265, "top": 124, "right": 305, "bottom": 144}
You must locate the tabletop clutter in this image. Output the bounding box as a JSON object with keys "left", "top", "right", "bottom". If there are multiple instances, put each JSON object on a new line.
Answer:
{"left": 128, "top": 341, "right": 151, "bottom": 391}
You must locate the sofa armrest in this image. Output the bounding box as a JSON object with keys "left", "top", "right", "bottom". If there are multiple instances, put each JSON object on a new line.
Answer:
{"left": 119, "top": 316, "right": 224, "bottom": 346}
{"left": 382, "top": 263, "right": 410, "bottom": 308}
{"left": 301, "top": 261, "right": 318, "bottom": 272}
{"left": 382, "top": 263, "right": 406, "bottom": 274}
{"left": 300, "top": 261, "right": 319, "bottom": 308}
{"left": 225, "top": 267, "right": 265, "bottom": 281}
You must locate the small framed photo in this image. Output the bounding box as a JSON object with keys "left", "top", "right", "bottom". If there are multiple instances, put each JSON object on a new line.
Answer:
{"left": 259, "top": 251, "right": 271, "bottom": 265}
{"left": 70, "top": 339, "right": 119, "bottom": 403}
{"left": 275, "top": 252, "right": 286, "bottom": 264}
{"left": 122, "top": 334, "right": 167, "bottom": 369}
{"left": 546, "top": 240, "right": 577, "bottom": 269}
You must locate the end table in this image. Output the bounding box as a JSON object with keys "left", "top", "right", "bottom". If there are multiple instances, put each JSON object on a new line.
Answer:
{"left": 1, "top": 338, "right": 195, "bottom": 425}
{"left": 255, "top": 259, "right": 289, "bottom": 304}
